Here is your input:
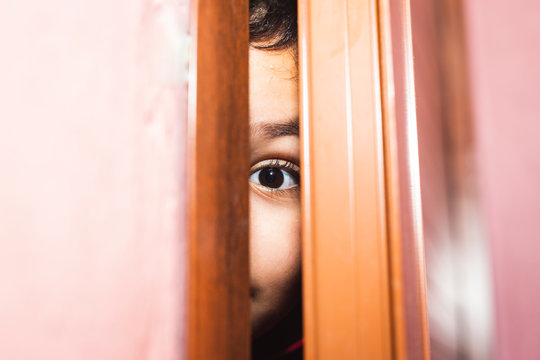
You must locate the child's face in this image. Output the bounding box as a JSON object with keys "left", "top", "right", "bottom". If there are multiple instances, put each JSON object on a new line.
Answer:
{"left": 249, "top": 48, "right": 301, "bottom": 338}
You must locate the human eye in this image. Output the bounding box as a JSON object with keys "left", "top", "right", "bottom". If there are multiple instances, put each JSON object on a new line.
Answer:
{"left": 249, "top": 159, "right": 300, "bottom": 193}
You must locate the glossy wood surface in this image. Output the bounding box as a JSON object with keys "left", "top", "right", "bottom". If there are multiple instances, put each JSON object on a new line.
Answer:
{"left": 378, "top": 0, "right": 431, "bottom": 358}
{"left": 187, "top": 0, "right": 250, "bottom": 359}
{"left": 299, "top": 0, "right": 429, "bottom": 358}
{"left": 299, "top": 0, "right": 392, "bottom": 358}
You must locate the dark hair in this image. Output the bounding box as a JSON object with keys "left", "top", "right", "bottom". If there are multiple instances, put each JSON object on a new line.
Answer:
{"left": 249, "top": 0, "right": 298, "bottom": 50}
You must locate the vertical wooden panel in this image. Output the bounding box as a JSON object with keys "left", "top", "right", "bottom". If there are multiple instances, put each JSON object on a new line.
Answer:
{"left": 300, "top": 0, "right": 429, "bottom": 358}
{"left": 378, "top": 0, "right": 431, "bottom": 358}
{"left": 0, "top": 1, "right": 189, "bottom": 359}
{"left": 299, "top": 0, "right": 392, "bottom": 358}
{"left": 187, "top": 0, "right": 250, "bottom": 359}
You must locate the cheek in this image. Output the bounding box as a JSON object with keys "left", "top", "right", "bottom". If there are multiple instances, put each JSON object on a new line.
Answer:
{"left": 249, "top": 193, "right": 301, "bottom": 293}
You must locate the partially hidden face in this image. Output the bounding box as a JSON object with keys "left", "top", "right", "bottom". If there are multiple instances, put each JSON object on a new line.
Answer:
{"left": 249, "top": 47, "right": 301, "bottom": 338}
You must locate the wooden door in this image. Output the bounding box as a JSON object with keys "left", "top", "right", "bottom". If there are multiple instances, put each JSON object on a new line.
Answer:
{"left": 299, "top": 0, "right": 429, "bottom": 358}
{"left": 186, "top": 0, "right": 251, "bottom": 359}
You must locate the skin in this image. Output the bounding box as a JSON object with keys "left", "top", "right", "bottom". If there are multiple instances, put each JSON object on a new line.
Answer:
{"left": 249, "top": 47, "right": 301, "bottom": 339}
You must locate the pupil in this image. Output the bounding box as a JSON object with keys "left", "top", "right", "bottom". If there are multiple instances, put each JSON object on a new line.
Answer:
{"left": 259, "top": 167, "right": 284, "bottom": 188}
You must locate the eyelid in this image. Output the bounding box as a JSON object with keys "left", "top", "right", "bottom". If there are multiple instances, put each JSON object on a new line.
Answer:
{"left": 249, "top": 181, "right": 300, "bottom": 201}
{"left": 250, "top": 158, "right": 300, "bottom": 174}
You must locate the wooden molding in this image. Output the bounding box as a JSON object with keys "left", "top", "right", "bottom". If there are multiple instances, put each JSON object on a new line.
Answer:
{"left": 187, "top": 0, "right": 250, "bottom": 359}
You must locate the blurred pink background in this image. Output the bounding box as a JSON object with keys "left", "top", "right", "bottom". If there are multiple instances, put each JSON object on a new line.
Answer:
{"left": 465, "top": 0, "right": 540, "bottom": 358}
{"left": 0, "top": 0, "right": 189, "bottom": 359}
{"left": 415, "top": 0, "right": 540, "bottom": 358}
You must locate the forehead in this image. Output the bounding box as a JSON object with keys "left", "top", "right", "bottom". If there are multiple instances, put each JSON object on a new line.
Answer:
{"left": 249, "top": 48, "right": 298, "bottom": 125}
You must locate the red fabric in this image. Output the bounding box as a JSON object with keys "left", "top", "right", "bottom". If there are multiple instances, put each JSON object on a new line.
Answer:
{"left": 280, "top": 339, "right": 303, "bottom": 355}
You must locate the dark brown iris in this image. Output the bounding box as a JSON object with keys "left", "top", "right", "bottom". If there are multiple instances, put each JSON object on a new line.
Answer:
{"left": 258, "top": 167, "right": 284, "bottom": 188}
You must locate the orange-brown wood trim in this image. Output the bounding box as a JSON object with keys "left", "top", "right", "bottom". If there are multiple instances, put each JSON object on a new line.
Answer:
{"left": 299, "top": 0, "right": 393, "bottom": 358}
{"left": 186, "top": 1, "right": 250, "bottom": 359}
{"left": 300, "top": 0, "right": 429, "bottom": 358}
{"left": 377, "top": 0, "right": 430, "bottom": 358}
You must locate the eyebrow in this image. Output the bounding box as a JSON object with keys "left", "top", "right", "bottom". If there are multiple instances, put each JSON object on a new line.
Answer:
{"left": 250, "top": 119, "right": 299, "bottom": 140}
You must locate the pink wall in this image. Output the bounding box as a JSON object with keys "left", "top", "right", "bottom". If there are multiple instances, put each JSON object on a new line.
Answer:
{"left": 463, "top": 0, "right": 540, "bottom": 358}
{"left": 0, "top": 1, "right": 189, "bottom": 359}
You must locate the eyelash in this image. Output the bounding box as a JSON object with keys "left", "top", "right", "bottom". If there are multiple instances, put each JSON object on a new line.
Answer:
{"left": 249, "top": 158, "right": 300, "bottom": 195}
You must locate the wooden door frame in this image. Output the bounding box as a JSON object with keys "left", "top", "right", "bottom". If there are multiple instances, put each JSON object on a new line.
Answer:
{"left": 186, "top": 0, "right": 430, "bottom": 358}
{"left": 186, "top": 0, "right": 250, "bottom": 359}
{"left": 299, "top": 0, "right": 429, "bottom": 358}
{"left": 378, "top": 0, "right": 430, "bottom": 358}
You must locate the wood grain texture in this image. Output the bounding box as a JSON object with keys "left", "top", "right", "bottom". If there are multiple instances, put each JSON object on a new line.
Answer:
{"left": 299, "top": 0, "right": 392, "bottom": 358}
{"left": 378, "top": 0, "right": 430, "bottom": 358}
{"left": 187, "top": 0, "right": 250, "bottom": 359}
{"left": 299, "top": 0, "right": 429, "bottom": 358}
